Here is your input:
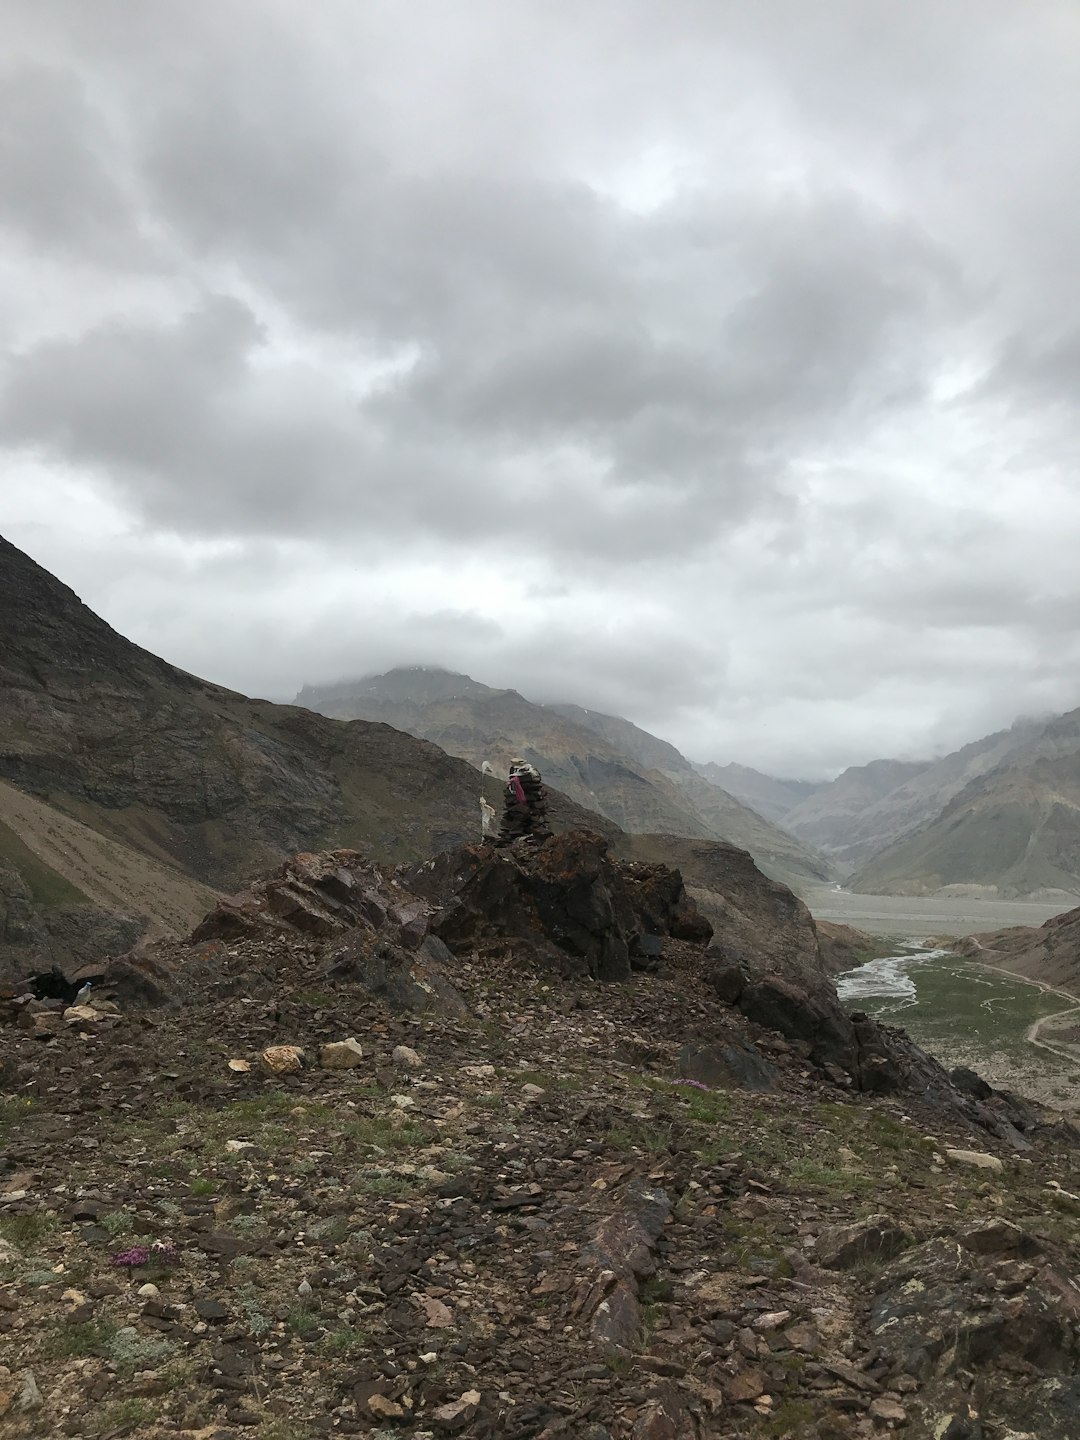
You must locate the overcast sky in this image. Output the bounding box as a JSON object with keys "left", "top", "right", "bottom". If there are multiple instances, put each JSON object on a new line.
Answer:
{"left": 4, "top": 1, "right": 1080, "bottom": 778}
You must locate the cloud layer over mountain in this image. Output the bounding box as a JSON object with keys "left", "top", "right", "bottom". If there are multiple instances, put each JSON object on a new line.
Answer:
{"left": 5, "top": 1, "right": 1080, "bottom": 774}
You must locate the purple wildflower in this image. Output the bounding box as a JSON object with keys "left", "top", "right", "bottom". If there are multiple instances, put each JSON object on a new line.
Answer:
{"left": 670, "top": 1078, "right": 711, "bottom": 1093}
{"left": 111, "top": 1246, "right": 150, "bottom": 1269}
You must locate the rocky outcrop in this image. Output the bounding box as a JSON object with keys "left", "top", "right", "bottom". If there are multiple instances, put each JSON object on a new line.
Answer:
{"left": 410, "top": 831, "right": 712, "bottom": 983}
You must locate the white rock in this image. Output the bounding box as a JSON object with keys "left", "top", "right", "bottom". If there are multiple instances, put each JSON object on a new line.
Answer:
{"left": 16, "top": 1371, "right": 42, "bottom": 1413}
{"left": 137, "top": 1283, "right": 160, "bottom": 1299}
{"left": 945, "top": 1149, "right": 1004, "bottom": 1173}
{"left": 319, "top": 1038, "right": 364, "bottom": 1069}
{"left": 392, "top": 1045, "right": 423, "bottom": 1069}
{"left": 297, "top": 1279, "right": 313, "bottom": 1298}
{"left": 62, "top": 1004, "right": 112, "bottom": 1026}
{"left": 462, "top": 1064, "right": 496, "bottom": 1078}
{"left": 225, "top": 1140, "right": 256, "bottom": 1154}
{"left": 521, "top": 1083, "right": 545, "bottom": 1099}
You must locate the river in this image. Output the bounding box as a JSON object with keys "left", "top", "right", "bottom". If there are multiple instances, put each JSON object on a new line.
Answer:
{"left": 836, "top": 944, "right": 1080, "bottom": 1110}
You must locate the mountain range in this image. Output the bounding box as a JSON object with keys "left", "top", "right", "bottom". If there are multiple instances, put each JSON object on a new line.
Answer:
{"left": 0, "top": 535, "right": 846, "bottom": 985}
{"left": 721, "top": 715, "right": 1080, "bottom": 899}
{"left": 293, "top": 670, "right": 833, "bottom": 893}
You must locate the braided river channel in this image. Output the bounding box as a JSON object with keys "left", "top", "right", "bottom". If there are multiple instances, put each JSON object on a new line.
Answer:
{"left": 835, "top": 944, "right": 1080, "bottom": 1110}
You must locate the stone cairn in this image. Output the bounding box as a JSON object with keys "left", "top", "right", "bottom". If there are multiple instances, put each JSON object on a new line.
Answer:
{"left": 495, "top": 758, "right": 552, "bottom": 846}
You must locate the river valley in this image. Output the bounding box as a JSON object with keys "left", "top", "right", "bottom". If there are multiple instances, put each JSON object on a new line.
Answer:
{"left": 836, "top": 944, "right": 1080, "bottom": 1110}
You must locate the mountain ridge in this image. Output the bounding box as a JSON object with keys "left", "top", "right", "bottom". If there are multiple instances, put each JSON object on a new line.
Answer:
{"left": 294, "top": 669, "right": 834, "bottom": 892}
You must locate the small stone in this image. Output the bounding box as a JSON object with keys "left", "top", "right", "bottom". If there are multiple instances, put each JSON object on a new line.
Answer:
{"left": 753, "top": 1310, "right": 792, "bottom": 1331}
{"left": 869, "top": 1396, "right": 907, "bottom": 1423}
{"left": 194, "top": 1298, "right": 229, "bottom": 1322}
{"left": 462, "top": 1064, "right": 496, "bottom": 1078}
{"left": 60, "top": 1288, "right": 87, "bottom": 1309}
{"left": 414, "top": 1293, "right": 454, "bottom": 1328}
{"left": 320, "top": 1038, "right": 364, "bottom": 1069}
{"left": 433, "top": 1390, "right": 481, "bottom": 1430}
{"left": 261, "top": 1045, "right": 305, "bottom": 1074}
{"left": 392, "top": 1045, "right": 422, "bottom": 1069}
{"left": 297, "top": 1280, "right": 313, "bottom": 1298}
{"left": 945, "top": 1149, "right": 1003, "bottom": 1172}
{"left": 367, "top": 1394, "right": 406, "bottom": 1419}
{"left": 783, "top": 1321, "right": 820, "bottom": 1352}
{"left": 225, "top": 1140, "right": 256, "bottom": 1154}
{"left": 521, "top": 1083, "right": 545, "bottom": 1098}
{"left": 726, "top": 1368, "right": 765, "bottom": 1402}
{"left": 16, "top": 1370, "right": 42, "bottom": 1413}
{"left": 227, "top": 1059, "right": 251, "bottom": 1073}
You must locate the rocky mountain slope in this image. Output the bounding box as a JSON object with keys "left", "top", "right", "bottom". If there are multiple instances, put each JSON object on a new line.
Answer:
{"left": 295, "top": 671, "right": 833, "bottom": 893}
{"left": 695, "top": 763, "right": 822, "bottom": 825}
{"left": 4, "top": 832, "right": 1080, "bottom": 1440}
{"left": 781, "top": 761, "right": 931, "bottom": 860}
{"left": 851, "top": 712, "right": 1080, "bottom": 898}
{"left": 957, "top": 903, "right": 1080, "bottom": 993}
{"left": 0, "top": 536, "right": 603, "bottom": 982}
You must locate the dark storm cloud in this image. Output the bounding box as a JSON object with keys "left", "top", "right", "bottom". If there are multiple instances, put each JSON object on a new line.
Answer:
{"left": 3, "top": 0, "right": 1080, "bottom": 774}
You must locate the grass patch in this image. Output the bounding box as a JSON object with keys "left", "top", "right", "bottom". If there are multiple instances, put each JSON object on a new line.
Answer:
{"left": 90, "top": 1398, "right": 157, "bottom": 1436}
{"left": 787, "top": 1159, "right": 873, "bottom": 1194}
{"left": 0, "top": 1211, "right": 59, "bottom": 1250}
{"left": 319, "top": 1327, "right": 370, "bottom": 1356}
{"left": 100, "top": 1208, "right": 137, "bottom": 1237}
{"left": 0, "top": 818, "right": 88, "bottom": 909}
{"left": 39, "top": 1318, "right": 119, "bottom": 1361}
{"left": 353, "top": 1172, "right": 415, "bottom": 1198}
{"left": 0, "top": 1095, "right": 35, "bottom": 1136}
{"left": 286, "top": 1307, "right": 321, "bottom": 1338}
{"left": 767, "top": 1399, "right": 817, "bottom": 1436}
{"left": 346, "top": 1114, "right": 434, "bottom": 1150}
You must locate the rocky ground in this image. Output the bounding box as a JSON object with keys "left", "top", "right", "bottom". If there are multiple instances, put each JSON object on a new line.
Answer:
{"left": 4, "top": 839, "right": 1080, "bottom": 1440}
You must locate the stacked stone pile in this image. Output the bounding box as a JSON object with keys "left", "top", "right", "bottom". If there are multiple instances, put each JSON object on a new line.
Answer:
{"left": 495, "top": 758, "right": 551, "bottom": 845}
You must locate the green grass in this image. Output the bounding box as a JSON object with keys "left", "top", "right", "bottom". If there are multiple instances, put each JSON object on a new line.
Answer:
{"left": 39, "top": 1319, "right": 119, "bottom": 1361}
{"left": 319, "top": 1327, "right": 370, "bottom": 1356}
{"left": 0, "top": 1095, "right": 35, "bottom": 1137}
{"left": 190, "top": 1177, "right": 217, "bottom": 1195}
{"left": 353, "top": 1172, "right": 415, "bottom": 1198}
{"left": 100, "top": 1207, "right": 138, "bottom": 1237}
{"left": 0, "top": 817, "right": 89, "bottom": 909}
{"left": 90, "top": 1398, "right": 158, "bottom": 1435}
{"left": 286, "top": 1308, "right": 321, "bottom": 1338}
{"left": 0, "top": 1211, "right": 59, "bottom": 1249}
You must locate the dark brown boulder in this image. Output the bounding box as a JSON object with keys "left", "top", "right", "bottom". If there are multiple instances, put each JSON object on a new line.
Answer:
{"left": 426, "top": 830, "right": 711, "bottom": 983}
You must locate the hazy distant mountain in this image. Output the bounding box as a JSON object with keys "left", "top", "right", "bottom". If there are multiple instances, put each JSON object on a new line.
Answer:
{"left": 696, "top": 761, "right": 823, "bottom": 824}
{"left": 296, "top": 670, "right": 834, "bottom": 891}
{"left": 851, "top": 710, "right": 1080, "bottom": 897}
{"left": 782, "top": 759, "right": 932, "bottom": 858}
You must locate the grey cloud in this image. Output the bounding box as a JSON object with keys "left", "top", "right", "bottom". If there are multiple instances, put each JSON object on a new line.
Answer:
{"left": 3, "top": 0, "right": 1080, "bottom": 777}
{"left": 0, "top": 63, "right": 148, "bottom": 264}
